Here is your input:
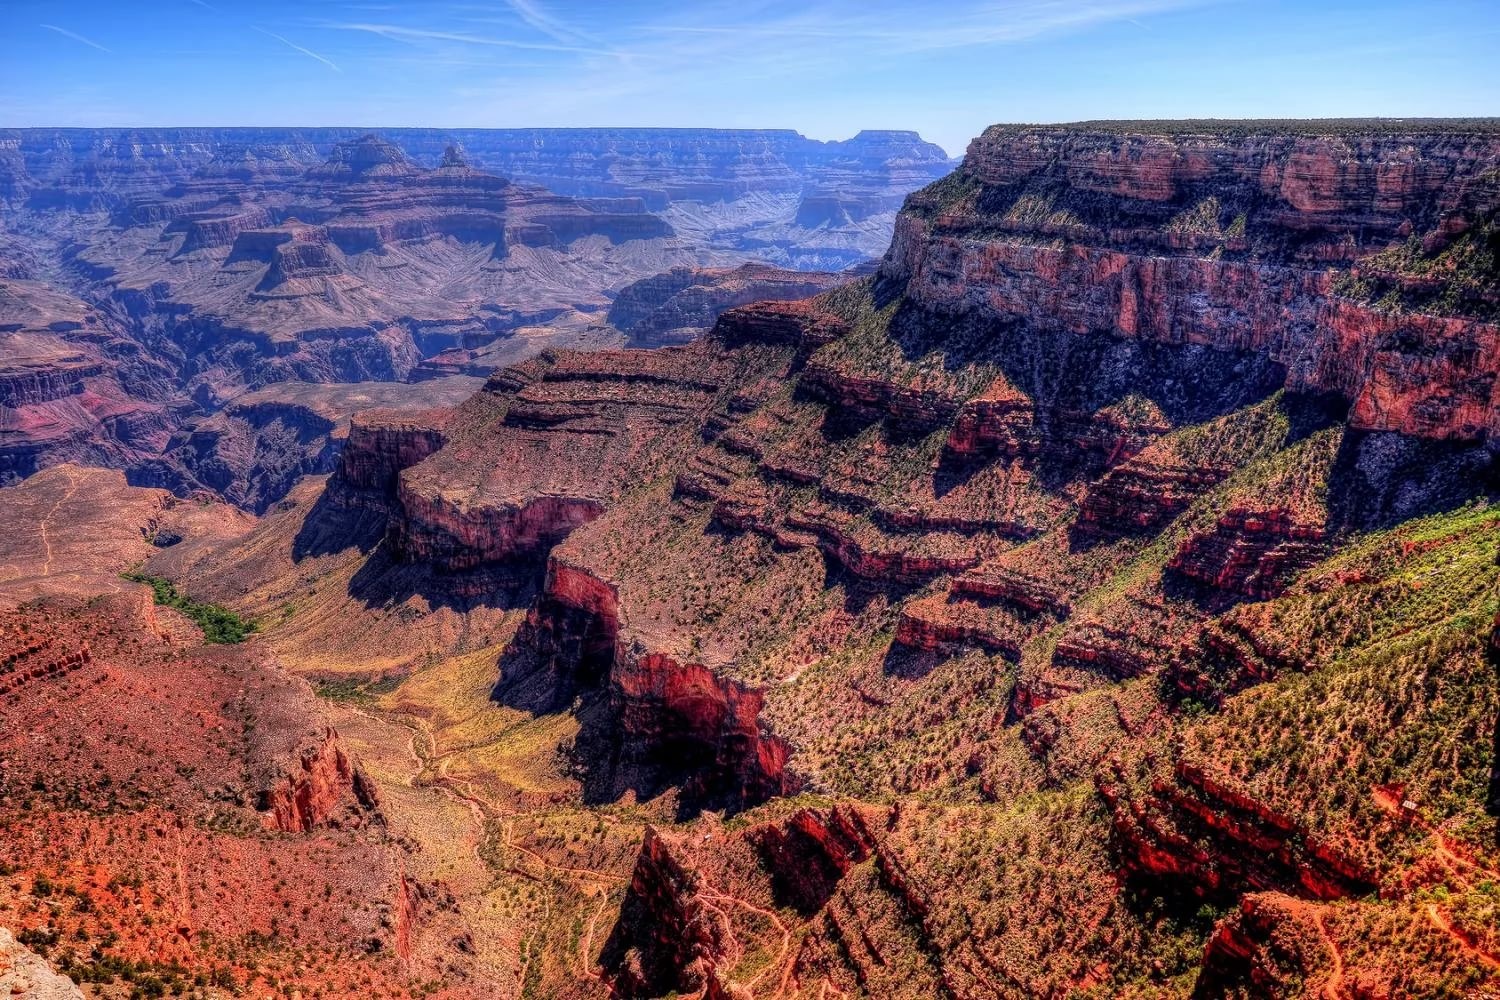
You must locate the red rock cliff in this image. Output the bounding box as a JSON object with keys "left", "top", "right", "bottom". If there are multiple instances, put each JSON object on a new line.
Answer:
{"left": 258, "top": 727, "right": 379, "bottom": 834}
{"left": 886, "top": 123, "right": 1500, "bottom": 448}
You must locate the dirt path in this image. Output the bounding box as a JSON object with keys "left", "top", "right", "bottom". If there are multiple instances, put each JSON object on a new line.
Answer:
{"left": 579, "top": 887, "right": 613, "bottom": 981}
{"left": 1313, "top": 912, "right": 1345, "bottom": 999}
{"left": 1370, "top": 788, "right": 1500, "bottom": 975}
{"left": 1372, "top": 786, "right": 1500, "bottom": 883}
{"left": 350, "top": 702, "right": 625, "bottom": 994}
{"left": 1425, "top": 903, "right": 1500, "bottom": 970}
{"left": 37, "top": 467, "right": 82, "bottom": 577}
{"left": 698, "top": 879, "right": 794, "bottom": 998}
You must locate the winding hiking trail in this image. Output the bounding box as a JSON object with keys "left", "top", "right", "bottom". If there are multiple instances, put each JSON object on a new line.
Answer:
{"left": 1313, "top": 912, "right": 1345, "bottom": 1000}
{"left": 698, "top": 877, "right": 795, "bottom": 998}
{"left": 1370, "top": 787, "right": 1500, "bottom": 974}
{"left": 1425, "top": 904, "right": 1500, "bottom": 970}
{"left": 350, "top": 702, "right": 627, "bottom": 996}
{"left": 36, "top": 467, "right": 82, "bottom": 577}
{"left": 344, "top": 698, "right": 811, "bottom": 998}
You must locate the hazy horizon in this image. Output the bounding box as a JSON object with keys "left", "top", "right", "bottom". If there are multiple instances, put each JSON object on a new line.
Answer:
{"left": 3, "top": 0, "right": 1497, "bottom": 157}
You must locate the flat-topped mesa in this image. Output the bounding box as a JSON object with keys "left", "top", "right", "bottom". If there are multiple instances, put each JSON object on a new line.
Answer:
{"left": 64, "top": 130, "right": 695, "bottom": 410}
{"left": 796, "top": 131, "right": 955, "bottom": 227}
{"left": 886, "top": 120, "right": 1500, "bottom": 450}
{"left": 257, "top": 234, "right": 343, "bottom": 293}
{"left": 175, "top": 206, "right": 279, "bottom": 253}
{"left": 328, "top": 407, "right": 454, "bottom": 511}
{"left": 607, "top": 263, "right": 847, "bottom": 348}
{"left": 307, "top": 134, "right": 419, "bottom": 183}
{"left": 224, "top": 221, "right": 327, "bottom": 264}
{"left": 386, "top": 334, "right": 807, "bottom": 575}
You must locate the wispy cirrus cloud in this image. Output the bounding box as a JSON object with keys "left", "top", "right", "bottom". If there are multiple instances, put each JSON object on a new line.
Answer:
{"left": 644, "top": 0, "right": 1213, "bottom": 54}
{"left": 39, "top": 23, "right": 111, "bottom": 53}
{"left": 328, "top": 20, "right": 618, "bottom": 57}
{"left": 502, "top": 0, "right": 603, "bottom": 47}
{"left": 253, "top": 26, "right": 341, "bottom": 72}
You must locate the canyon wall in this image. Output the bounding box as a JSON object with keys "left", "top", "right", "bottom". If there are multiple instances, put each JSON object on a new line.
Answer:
{"left": 84, "top": 120, "right": 1500, "bottom": 998}
{"left": 2, "top": 127, "right": 950, "bottom": 212}
{"left": 886, "top": 123, "right": 1500, "bottom": 450}
{"left": 0, "top": 127, "right": 952, "bottom": 505}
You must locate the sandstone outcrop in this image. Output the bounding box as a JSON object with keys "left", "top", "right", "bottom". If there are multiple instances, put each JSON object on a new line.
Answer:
{"left": 890, "top": 123, "right": 1500, "bottom": 450}
{"left": 257, "top": 727, "right": 380, "bottom": 833}
{"left": 0, "top": 928, "right": 84, "bottom": 1000}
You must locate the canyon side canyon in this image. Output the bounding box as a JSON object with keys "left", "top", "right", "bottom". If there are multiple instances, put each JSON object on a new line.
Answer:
{"left": 0, "top": 119, "right": 1498, "bottom": 1000}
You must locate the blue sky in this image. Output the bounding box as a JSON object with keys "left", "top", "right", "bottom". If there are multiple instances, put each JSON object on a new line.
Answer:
{"left": 2, "top": 0, "right": 1496, "bottom": 155}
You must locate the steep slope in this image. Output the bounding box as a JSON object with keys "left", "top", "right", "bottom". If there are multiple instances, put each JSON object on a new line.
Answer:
{"left": 0, "top": 270, "right": 177, "bottom": 485}
{"left": 0, "top": 467, "right": 491, "bottom": 998}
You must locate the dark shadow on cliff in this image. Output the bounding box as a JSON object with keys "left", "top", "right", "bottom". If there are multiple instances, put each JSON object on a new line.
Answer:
{"left": 595, "top": 887, "right": 673, "bottom": 998}
{"left": 291, "top": 486, "right": 389, "bottom": 559}
{"left": 343, "top": 541, "right": 540, "bottom": 613}
{"left": 880, "top": 640, "right": 958, "bottom": 681}
{"left": 560, "top": 690, "right": 787, "bottom": 822}
{"left": 492, "top": 610, "right": 613, "bottom": 714}
{"left": 596, "top": 854, "right": 708, "bottom": 999}
{"left": 880, "top": 285, "right": 1289, "bottom": 444}
{"left": 827, "top": 558, "right": 925, "bottom": 616}
{"left": 1158, "top": 567, "right": 1258, "bottom": 615}
{"left": 494, "top": 622, "right": 788, "bottom": 822}
{"left": 1325, "top": 429, "right": 1499, "bottom": 534}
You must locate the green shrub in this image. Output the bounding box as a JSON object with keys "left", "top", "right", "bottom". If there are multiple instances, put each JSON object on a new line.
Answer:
{"left": 121, "top": 572, "right": 257, "bottom": 644}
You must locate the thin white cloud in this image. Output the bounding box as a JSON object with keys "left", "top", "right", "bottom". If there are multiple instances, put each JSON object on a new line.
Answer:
{"left": 254, "top": 27, "right": 342, "bottom": 73}
{"left": 504, "top": 0, "right": 600, "bottom": 47}
{"left": 648, "top": 0, "right": 1209, "bottom": 54}
{"left": 39, "top": 23, "right": 111, "bottom": 53}
{"left": 330, "top": 21, "right": 614, "bottom": 56}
